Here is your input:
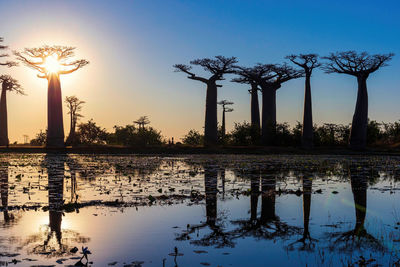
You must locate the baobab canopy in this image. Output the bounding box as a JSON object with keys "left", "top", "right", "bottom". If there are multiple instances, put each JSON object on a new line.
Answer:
{"left": 14, "top": 45, "right": 89, "bottom": 79}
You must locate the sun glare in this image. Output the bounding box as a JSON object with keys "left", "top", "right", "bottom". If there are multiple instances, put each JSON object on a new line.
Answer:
{"left": 43, "top": 54, "right": 61, "bottom": 74}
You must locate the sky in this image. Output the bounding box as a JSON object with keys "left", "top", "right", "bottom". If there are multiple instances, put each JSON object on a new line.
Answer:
{"left": 0, "top": 0, "right": 399, "bottom": 143}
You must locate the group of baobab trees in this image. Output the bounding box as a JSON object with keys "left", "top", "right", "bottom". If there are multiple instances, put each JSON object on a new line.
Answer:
{"left": 174, "top": 52, "right": 394, "bottom": 150}
{"left": 0, "top": 37, "right": 88, "bottom": 148}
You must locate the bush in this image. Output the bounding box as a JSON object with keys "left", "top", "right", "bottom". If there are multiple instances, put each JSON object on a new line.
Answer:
{"left": 109, "top": 124, "right": 164, "bottom": 146}
{"left": 182, "top": 129, "right": 203, "bottom": 146}
{"left": 30, "top": 130, "right": 47, "bottom": 146}
{"left": 76, "top": 119, "right": 108, "bottom": 145}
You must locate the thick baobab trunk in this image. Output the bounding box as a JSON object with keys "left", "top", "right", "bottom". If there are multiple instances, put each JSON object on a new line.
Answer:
{"left": 302, "top": 73, "right": 313, "bottom": 149}
{"left": 204, "top": 82, "right": 218, "bottom": 146}
{"left": 250, "top": 84, "right": 261, "bottom": 144}
{"left": 204, "top": 165, "right": 218, "bottom": 226}
{"left": 0, "top": 84, "right": 8, "bottom": 146}
{"left": 261, "top": 86, "right": 277, "bottom": 145}
{"left": 47, "top": 74, "right": 65, "bottom": 148}
{"left": 349, "top": 76, "right": 368, "bottom": 150}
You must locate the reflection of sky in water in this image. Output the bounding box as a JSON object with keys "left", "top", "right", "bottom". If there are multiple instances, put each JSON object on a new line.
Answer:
{"left": 0, "top": 154, "right": 400, "bottom": 266}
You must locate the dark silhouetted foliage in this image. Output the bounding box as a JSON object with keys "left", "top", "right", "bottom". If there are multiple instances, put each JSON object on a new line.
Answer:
{"left": 182, "top": 129, "right": 203, "bottom": 146}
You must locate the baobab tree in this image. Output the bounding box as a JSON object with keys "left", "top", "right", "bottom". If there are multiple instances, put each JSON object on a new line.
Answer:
{"left": 65, "top": 96, "right": 85, "bottom": 146}
{"left": 256, "top": 64, "right": 303, "bottom": 145}
{"left": 323, "top": 51, "right": 394, "bottom": 150}
{"left": 174, "top": 56, "right": 237, "bottom": 146}
{"left": 14, "top": 46, "right": 89, "bottom": 147}
{"left": 0, "top": 76, "right": 24, "bottom": 146}
{"left": 0, "top": 37, "right": 17, "bottom": 68}
{"left": 217, "top": 100, "right": 233, "bottom": 138}
{"left": 232, "top": 67, "right": 262, "bottom": 144}
{"left": 287, "top": 54, "right": 320, "bottom": 149}
{"left": 133, "top": 116, "right": 150, "bottom": 130}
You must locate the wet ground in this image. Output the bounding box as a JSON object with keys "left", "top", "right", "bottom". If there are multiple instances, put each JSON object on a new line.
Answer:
{"left": 1, "top": 153, "right": 400, "bottom": 266}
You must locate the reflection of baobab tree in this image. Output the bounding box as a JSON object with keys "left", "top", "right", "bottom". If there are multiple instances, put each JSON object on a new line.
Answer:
{"left": 287, "top": 175, "right": 316, "bottom": 251}
{"left": 176, "top": 164, "right": 234, "bottom": 248}
{"left": 229, "top": 170, "right": 300, "bottom": 242}
{"left": 21, "top": 154, "right": 89, "bottom": 257}
{"left": 326, "top": 169, "right": 385, "bottom": 253}
{"left": 14, "top": 46, "right": 89, "bottom": 147}
{"left": 0, "top": 162, "right": 15, "bottom": 225}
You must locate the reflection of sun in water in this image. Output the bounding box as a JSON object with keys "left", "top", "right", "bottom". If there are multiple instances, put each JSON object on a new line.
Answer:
{"left": 44, "top": 54, "right": 61, "bottom": 74}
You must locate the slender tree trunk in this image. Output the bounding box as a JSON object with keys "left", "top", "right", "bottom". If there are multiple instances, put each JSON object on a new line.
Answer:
{"left": 250, "top": 84, "right": 261, "bottom": 144}
{"left": 221, "top": 108, "right": 226, "bottom": 138}
{"left": 47, "top": 74, "right": 65, "bottom": 148}
{"left": 302, "top": 73, "right": 313, "bottom": 149}
{"left": 261, "top": 86, "right": 277, "bottom": 145}
{"left": 204, "top": 82, "right": 218, "bottom": 146}
{"left": 349, "top": 76, "right": 368, "bottom": 150}
{"left": 0, "top": 84, "right": 8, "bottom": 146}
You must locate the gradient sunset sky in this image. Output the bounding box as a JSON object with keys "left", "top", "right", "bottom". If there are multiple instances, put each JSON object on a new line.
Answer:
{"left": 0, "top": 0, "right": 399, "bottom": 143}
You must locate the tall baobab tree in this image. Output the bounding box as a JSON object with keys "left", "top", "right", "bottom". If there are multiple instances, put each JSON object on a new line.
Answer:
{"left": 0, "top": 76, "right": 24, "bottom": 147}
{"left": 287, "top": 54, "right": 320, "bottom": 149}
{"left": 323, "top": 51, "right": 394, "bottom": 150}
{"left": 14, "top": 46, "right": 89, "bottom": 147}
{"left": 133, "top": 116, "right": 150, "bottom": 130}
{"left": 174, "top": 56, "right": 237, "bottom": 146}
{"left": 217, "top": 100, "right": 233, "bottom": 138}
{"left": 232, "top": 67, "right": 262, "bottom": 144}
{"left": 65, "top": 96, "right": 85, "bottom": 146}
{"left": 256, "top": 64, "right": 303, "bottom": 145}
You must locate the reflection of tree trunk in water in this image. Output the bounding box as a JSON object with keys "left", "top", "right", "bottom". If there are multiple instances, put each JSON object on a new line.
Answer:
{"left": 0, "top": 166, "right": 10, "bottom": 222}
{"left": 260, "top": 173, "right": 276, "bottom": 224}
{"left": 0, "top": 84, "right": 9, "bottom": 146}
{"left": 350, "top": 173, "right": 367, "bottom": 236}
{"left": 47, "top": 154, "right": 65, "bottom": 246}
{"left": 220, "top": 168, "right": 225, "bottom": 200}
{"left": 204, "top": 165, "right": 218, "bottom": 227}
{"left": 47, "top": 74, "right": 65, "bottom": 148}
{"left": 302, "top": 176, "right": 312, "bottom": 240}
{"left": 250, "top": 175, "right": 260, "bottom": 221}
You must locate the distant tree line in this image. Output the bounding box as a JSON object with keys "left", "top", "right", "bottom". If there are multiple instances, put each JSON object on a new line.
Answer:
{"left": 182, "top": 120, "right": 400, "bottom": 147}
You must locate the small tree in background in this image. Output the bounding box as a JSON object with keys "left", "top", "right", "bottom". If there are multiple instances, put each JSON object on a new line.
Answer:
{"left": 65, "top": 96, "right": 85, "bottom": 146}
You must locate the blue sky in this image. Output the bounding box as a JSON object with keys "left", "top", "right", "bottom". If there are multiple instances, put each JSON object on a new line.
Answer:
{"left": 0, "top": 0, "right": 399, "bottom": 142}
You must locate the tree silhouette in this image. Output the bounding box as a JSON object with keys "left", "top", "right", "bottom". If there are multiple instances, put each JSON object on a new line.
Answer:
{"left": 232, "top": 67, "right": 262, "bottom": 144}
{"left": 253, "top": 64, "right": 302, "bottom": 145}
{"left": 133, "top": 116, "right": 150, "bottom": 130}
{"left": 0, "top": 37, "right": 17, "bottom": 67}
{"left": 323, "top": 51, "right": 394, "bottom": 150}
{"left": 0, "top": 75, "right": 24, "bottom": 146}
{"left": 217, "top": 100, "right": 233, "bottom": 139}
{"left": 287, "top": 54, "right": 320, "bottom": 149}
{"left": 14, "top": 46, "right": 89, "bottom": 147}
{"left": 174, "top": 56, "right": 237, "bottom": 146}
{"left": 65, "top": 96, "right": 85, "bottom": 146}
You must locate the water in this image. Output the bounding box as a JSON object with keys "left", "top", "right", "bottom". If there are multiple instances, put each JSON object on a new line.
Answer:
{"left": 1, "top": 153, "right": 400, "bottom": 266}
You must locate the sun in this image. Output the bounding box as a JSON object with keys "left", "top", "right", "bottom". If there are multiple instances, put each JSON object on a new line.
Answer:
{"left": 43, "top": 54, "right": 61, "bottom": 74}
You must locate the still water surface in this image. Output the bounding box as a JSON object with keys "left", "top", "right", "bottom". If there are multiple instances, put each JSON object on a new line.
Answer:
{"left": 0, "top": 153, "right": 400, "bottom": 266}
